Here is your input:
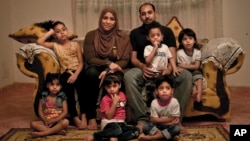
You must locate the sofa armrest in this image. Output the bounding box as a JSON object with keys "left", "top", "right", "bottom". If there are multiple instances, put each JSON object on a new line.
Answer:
{"left": 226, "top": 53, "right": 245, "bottom": 75}
{"left": 16, "top": 53, "right": 39, "bottom": 99}
{"left": 16, "top": 45, "right": 60, "bottom": 117}
{"left": 16, "top": 53, "right": 38, "bottom": 79}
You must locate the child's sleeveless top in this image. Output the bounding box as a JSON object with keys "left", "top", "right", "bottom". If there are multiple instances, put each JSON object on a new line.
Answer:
{"left": 41, "top": 91, "right": 67, "bottom": 120}
{"left": 53, "top": 42, "right": 79, "bottom": 73}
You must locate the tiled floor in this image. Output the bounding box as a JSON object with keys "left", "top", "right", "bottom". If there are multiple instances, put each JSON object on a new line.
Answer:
{"left": 0, "top": 83, "right": 250, "bottom": 137}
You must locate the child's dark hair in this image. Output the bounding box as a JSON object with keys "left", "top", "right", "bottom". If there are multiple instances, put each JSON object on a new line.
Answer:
{"left": 155, "top": 75, "right": 174, "bottom": 88}
{"left": 102, "top": 72, "right": 122, "bottom": 87}
{"left": 178, "top": 28, "right": 199, "bottom": 50}
{"left": 45, "top": 72, "right": 63, "bottom": 85}
{"left": 146, "top": 21, "right": 163, "bottom": 36}
{"left": 52, "top": 21, "right": 66, "bottom": 29}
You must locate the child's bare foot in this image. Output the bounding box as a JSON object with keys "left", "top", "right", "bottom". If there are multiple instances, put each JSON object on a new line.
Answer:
{"left": 136, "top": 121, "right": 146, "bottom": 134}
{"left": 85, "top": 134, "right": 94, "bottom": 141}
{"left": 179, "top": 124, "right": 187, "bottom": 134}
{"left": 192, "top": 90, "right": 198, "bottom": 102}
{"left": 74, "top": 117, "right": 85, "bottom": 130}
{"left": 192, "top": 85, "right": 198, "bottom": 98}
{"left": 110, "top": 137, "right": 118, "bottom": 141}
{"left": 87, "top": 119, "right": 98, "bottom": 130}
{"left": 195, "top": 90, "right": 202, "bottom": 102}
{"left": 138, "top": 133, "right": 151, "bottom": 141}
{"left": 173, "top": 135, "right": 180, "bottom": 141}
{"left": 56, "top": 129, "right": 67, "bottom": 135}
{"left": 192, "top": 85, "right": 202, "bottom": 102}
{"left": 81, "top": 114, "right": 87, "bottom": 129}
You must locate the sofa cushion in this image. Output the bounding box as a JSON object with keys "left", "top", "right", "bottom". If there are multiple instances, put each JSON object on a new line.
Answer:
{"left": 166, "top": 16, "right": 184, "bottom": 47}
{"left": 9, "top": 20, "right": 78, "bottom": 44}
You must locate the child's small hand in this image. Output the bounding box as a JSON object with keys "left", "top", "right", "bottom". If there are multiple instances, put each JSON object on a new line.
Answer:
{"left": 48, "top": 29, "right": 54, "bottom": 34}
{"left": 153, "top": 41, "right": 160, "bottom": 48}
{"left": 111, "top": 94, "right": 120, "bottom": 104}
{"left": 45, "top": 123, "right": 52, "bottom": 127}
{"left": 44, "top": 120, "right": 52, "bottom": 127}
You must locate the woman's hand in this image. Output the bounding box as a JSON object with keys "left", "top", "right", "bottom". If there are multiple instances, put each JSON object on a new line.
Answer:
{"left": 67, "top": 73, "right": 77, "bottom": 84}
{"left": 98, "top": 70, "right": 108, "bottom": 88}
{"left": 109, "top": 62, "right": 122, "bottom": 72}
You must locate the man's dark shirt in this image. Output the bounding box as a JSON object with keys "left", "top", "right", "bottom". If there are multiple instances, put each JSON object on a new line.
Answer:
{"left": 129, "top": 23, "right": 176, "bottom": 65}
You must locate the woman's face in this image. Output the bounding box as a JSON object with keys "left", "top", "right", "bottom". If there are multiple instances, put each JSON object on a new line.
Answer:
{"left": 101, "top": 12, "right": 116, "bottom": 31}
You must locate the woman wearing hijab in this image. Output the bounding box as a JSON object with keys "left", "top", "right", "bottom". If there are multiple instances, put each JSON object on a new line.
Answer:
{"left": 82, "top": 7, "right": 132, "bottom": 130}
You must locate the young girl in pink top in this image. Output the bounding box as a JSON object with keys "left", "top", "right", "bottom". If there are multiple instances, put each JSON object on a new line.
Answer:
{"left": 85, "top": 72, "right": 139, "bottom": 141}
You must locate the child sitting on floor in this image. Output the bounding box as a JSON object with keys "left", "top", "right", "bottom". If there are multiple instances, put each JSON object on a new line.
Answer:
{"left": 30, "top": 73, "right": 69, "bottom": 137}
{"left": 138, "top": 75, "right": 180, "bottom": 141}
{"left": 85, "top": 72, "right": 139, "bottom": 141}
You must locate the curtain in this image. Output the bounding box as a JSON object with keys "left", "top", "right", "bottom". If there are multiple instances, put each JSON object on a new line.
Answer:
{"left": 72, "top": 0, "right": 222, "bottom": 40}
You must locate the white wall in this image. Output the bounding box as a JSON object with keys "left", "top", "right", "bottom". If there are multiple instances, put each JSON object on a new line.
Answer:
{"left": 10, "top": 0, "right": 73, "bottom": 85}
{"left": 0, "top": 0, "right": 14, "bottom": 88}
{"left": 222, "top": 0, "right": 250, "bottom": 87}
{"left": 0, "top": 0, "right": 73, "bottom": 88}
{"left": 0, "top": 0, "right": 249, "bottom": 88}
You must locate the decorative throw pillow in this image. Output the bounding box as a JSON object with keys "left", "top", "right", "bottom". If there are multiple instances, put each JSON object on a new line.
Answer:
{"left": 9, "top": 20, "right": 78, "bottom": 44}
{"left": 166, "top": 16, "right": 184, "bottom": 47}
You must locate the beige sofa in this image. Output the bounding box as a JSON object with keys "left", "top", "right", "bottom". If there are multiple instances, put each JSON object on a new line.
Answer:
{"left": 15, "top": 17, "right": 245, "bottom": 120}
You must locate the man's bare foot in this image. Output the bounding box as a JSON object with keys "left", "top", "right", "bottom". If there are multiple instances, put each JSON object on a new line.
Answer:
{"left": 81, "top": 114, "right": 87, "bottom": 129}
{"left": 87, "top": 119, "right": 98, "bottom": 130}
{"left": 73, "top": 117, "right": 85, "bottom": 130}
{"left": 56, "top": 129, "right": 67, "bottom": 135}
{"left": 179, "top": 124, "right": 187, "bottom": 134}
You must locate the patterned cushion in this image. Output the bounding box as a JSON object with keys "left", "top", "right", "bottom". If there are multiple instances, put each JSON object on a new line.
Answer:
{"left": 166, "top": 16, "right": 184, "bottom": 47}
{"left": 9, "top": 20, "right": 78, "bottom": 44}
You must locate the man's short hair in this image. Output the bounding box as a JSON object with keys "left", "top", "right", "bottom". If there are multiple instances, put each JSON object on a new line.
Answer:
{"left": 139, "top": 2, "right": 155, "bottom": 13}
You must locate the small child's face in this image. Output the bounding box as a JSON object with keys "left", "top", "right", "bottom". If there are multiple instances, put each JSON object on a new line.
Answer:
{"left": 155, "top": 81, "right": 173, "bottom": 100}
{"left": 181, "top": 34, "right": 195, "bottom": 50}
{"left": 147, "top": 27, "right": 163, "bottom": 47}
{"left": 46, "top": 79, "right": 62, "bottom": 95}
{"left": 53, "top": 24, "right": 68, "bottom": 40}
{"left": 104, "top": 82, "right": 121, "bottom": 96}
